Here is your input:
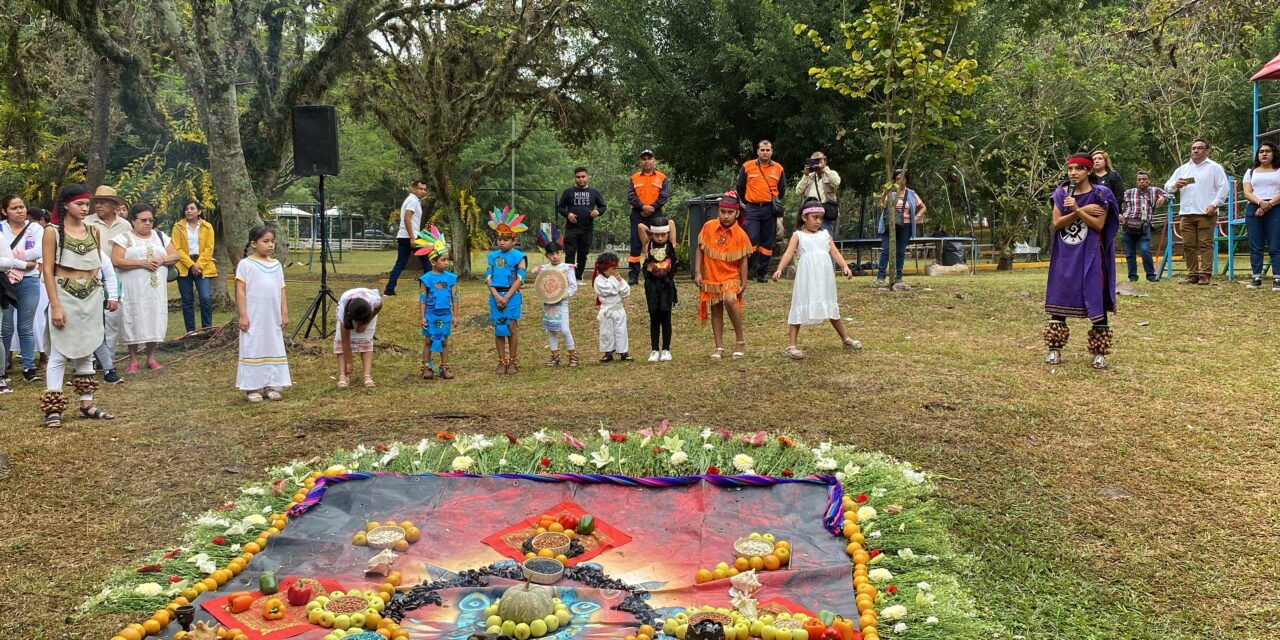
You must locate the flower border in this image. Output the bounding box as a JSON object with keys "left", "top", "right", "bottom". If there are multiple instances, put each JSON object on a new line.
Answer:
{"left": 88, "top": 427, "right": 995, "bottom": 640}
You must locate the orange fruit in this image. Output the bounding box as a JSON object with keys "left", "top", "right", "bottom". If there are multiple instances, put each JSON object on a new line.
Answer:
{"left": 535, "top": 527, "right": 547, "bottom": 535}
{"left": 850, "top": 533, "right": 865, "bottom": 544}
{"left": 548, "top": 523, "right": 565, "bottom": 533}
{"left": 734, "top": 557, "right": 750, "bottom": 572}
{"left": 846, "top": 542, "right": 862, "bottom": 556}
{"left": 852, "top": 551, "right": 869, "bottom": 565}
{"left": 379, "top": 591, "right": 392, "bottom": 603}
{"left": 173, "top": 597, "right": 190, "bottom": 607}
{"left": 563, "top": 530, "right": 576, "bottom": 540}
{"left": 386, "top": 571, "right": 402, "bottom": 586}
{"left": 192, "top": 582, "right": 208, "bottom": 595}
{"left": 200, "top": 577, "right": 218, "bottom": 591}
{"left": 854, "top": 575, "right": 869, "bottom": 588}
{"left": 555, "top": 554, "right": 568, "bottom": 563}
{"left": 180, "top": 588, "right": 199, "bottom": 601}
{"left": 244, "top": 542, "right": 261, "bottom": 554}
{"left": 404, "top": 527, "right": 421, "bottom": 543}
{"left": 525, "top": 551, "right": 537, "bottom": 559}
{"left": 142, "top": 619, "right": 162, "bottom": 635}
{"left": 639, "top": 625, "right": 655, "bottom": 637}
{"left": 254, "top": 536, "right": 268, "bottom": 547}
{"left": 119, "top": 630, "right": 143, "bottom": 640}
{"left": 365, "top": 612, "right": 383, "bottom": 628}
{"left": 762, "top": 554, "right": 781, "bottom": 571}
{"left": 399, "top": 521, "right": 414, "bottom": 530}
{"left": 152, "top": 609, "right": 171, "bottom": 626}
{"left": 376, "top": 630, "right": 392, "bottom": 639}
{"left": 774, "top": 540, "right": 791, "bottom": 551}
{"left": 385, "top": 520, "right": 399, "bottom": 527}
{"left": 638, "top": 635, "right": 650, "bottom": 640}
{"left": 694, "top": 568, "right": 713, "bottom": 584}
{"left": 393, "top": 539, "right": 410, "bottom": 552}
{"left": 537, "top": 548, "right": 555, "bottom": 558}
{"left": 775, "top": 547, "right": 790, "bottom": 563}
{"left": 625, "top": 635, "right": 637, "bottom": 640}
{"left": 367, "top": 522, "right": 381, "bottom": 532}
{"left": 749, "top": 556, "right": 765, "bottom": 571}
{"left": 266, "top": 527, "right": 280, "bottom": 536}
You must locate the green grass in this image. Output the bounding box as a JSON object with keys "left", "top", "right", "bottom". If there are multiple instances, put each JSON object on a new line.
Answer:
{"left": 1, "top": 249, "right": 1277, "bottom": 639}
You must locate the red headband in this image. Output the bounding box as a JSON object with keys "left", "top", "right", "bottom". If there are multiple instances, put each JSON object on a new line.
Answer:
{"left": 1067, "top": 155, "right": 1094, "bottom": 170}
{"left": 64, "top": 193, "right": 91, "bottom": 204}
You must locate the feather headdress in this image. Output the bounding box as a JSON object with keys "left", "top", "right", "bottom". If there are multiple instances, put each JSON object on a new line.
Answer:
{"left": 536, "top": 223, "right": 562, "bottom": 251}
{"left": 487, "top": 206, "right": 527, "bottom": 236}
{"left": 413, "top": 224, "right": 449, "bottom": 261}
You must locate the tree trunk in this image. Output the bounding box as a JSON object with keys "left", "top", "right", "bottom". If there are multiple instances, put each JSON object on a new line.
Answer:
{"left": 86, "top": 60, "right": 113, "bottom": 191}
{"left": 195, "top": 80, "right": 262, "bottom": 272}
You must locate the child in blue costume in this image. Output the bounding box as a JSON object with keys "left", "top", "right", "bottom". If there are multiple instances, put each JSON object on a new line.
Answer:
{"left": 485, "top": 207, "right": 528, "bottom": 374}
{"left": 416, "top": 225, "right": 458, "bottom": 380}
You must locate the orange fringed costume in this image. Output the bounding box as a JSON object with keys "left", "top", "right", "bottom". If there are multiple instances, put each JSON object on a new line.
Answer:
{"left": 697, "top": 219, "right": 753, "bottom": 322}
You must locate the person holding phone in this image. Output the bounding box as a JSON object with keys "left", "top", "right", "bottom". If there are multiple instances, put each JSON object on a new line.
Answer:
{"left": 1164, "top": 139, "right": 1228, "bottom": 285}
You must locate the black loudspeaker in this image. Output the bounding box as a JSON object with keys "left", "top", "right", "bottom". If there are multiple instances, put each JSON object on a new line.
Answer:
{"left": 291, "top": 105, "right": 340, "bottom": 177}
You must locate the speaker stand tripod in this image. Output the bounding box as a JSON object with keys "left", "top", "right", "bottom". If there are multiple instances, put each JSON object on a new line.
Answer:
{"left": 292, "top": 175, "right": 338, "bottom": 339}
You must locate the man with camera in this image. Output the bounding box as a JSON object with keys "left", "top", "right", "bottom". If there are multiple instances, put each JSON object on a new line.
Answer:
{"left": 795, "top": 151, "right": 841, "bottom": 237}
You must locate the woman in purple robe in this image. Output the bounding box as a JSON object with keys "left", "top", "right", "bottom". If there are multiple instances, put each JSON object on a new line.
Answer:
{"left": 1044, "top": 154, "right": 1119, "bottom": 369}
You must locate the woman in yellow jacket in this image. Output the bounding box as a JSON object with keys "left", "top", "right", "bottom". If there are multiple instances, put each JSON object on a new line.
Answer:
{"left": 172, "top": 200, "right": 217, "bottom": 332}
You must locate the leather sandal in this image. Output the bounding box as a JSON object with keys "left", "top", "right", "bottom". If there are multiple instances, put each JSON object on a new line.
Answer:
{"left": 79, "top": 405, "right": 115, "bottom": 420}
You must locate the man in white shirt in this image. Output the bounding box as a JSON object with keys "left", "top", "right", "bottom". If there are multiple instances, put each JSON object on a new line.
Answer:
{"left": 85, "top": 185, "right": 132, "bottom": 383}
{"left": 1164, "top": 139, "right": 1229, "bottom": 285}
{"left": 384, "top": 180, "right": 428, "bottom": 295}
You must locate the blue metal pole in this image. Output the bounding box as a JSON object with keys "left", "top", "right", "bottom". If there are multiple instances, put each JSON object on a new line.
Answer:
{"left": 1255, "top": 82, "right": 1261, "bottom": 157}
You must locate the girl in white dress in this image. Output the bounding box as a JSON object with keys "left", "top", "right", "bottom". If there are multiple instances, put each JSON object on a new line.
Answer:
{"left": 334, "top": 287, "right": 382, "bottom": 388}
{"left": 772, "top": 201, "right": 860, "bottom": 360}
{"left": 110, "top": 204, "right": 178, "bottom": 372}
{"left": 235, "top": 226, "right": 291, "bottom": 402}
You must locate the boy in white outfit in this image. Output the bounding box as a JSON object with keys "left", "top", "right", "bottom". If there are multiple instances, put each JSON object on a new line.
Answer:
{"left": 592, "top": 251, "right": 631, "bottom": 362}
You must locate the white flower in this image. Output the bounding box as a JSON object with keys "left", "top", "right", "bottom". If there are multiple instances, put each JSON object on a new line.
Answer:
{"left": 925, "top": 616, "right": 939, "bottom": 625}
{"left": 598, "top": 428, "right": 611, "bottom": 440}
{"left": 818, "top": 441, "right": 832, "bottom": 452}
{"left": 869, "top": 568, "right": 894, "bottom": 582}
{"left": 732, "top": 454, "right": 755, "bottom": 472}
{"left": 196, "top": 516, "right": 229, "bottom": 528}
{"left": 903, "top": 468, "right": 926, "bottom": 485}
{"left": 700, "top": 428, "right": 713, "bottom": 440}
{"left": 472, "top": 435, "right": 494, "bottom": 450}
{"left": 166, "top": 582, "right": 187, "bottom": 597}
{"left": 451, "top": 438, "right": 473, "bottom": 455}
{"left": 353, "top": 444, "right": 368, "bottom": 458}
{"left": 224, "top": 522, "right": 249, "bottom": 536}
{"left": 590, "top": 444, "right": 614, "bottom": 468}
{"left": 670, "top": 451, "right": 689, "bottom": 466}
{"left": 815, "top": 457, "right": 837, "bottom": 471}
{"left": 347, "top": 461, "right": 360, "bottom": 471}
{"left": 133, "top": 582, "right": 163, "bottom": 597}
{"left": 229, "top": 543, "right": 241, "bottom": 553}
{"left": 415, "top": 438, "right": 431, "bottom": 455}
{"left": 451, "top": 456, "right": 474, "bottom": 471}
{"left": 663, "top": 435, "right": 685, "bottom": 453}
{"left": 188, "top": 553, "right": 211, "bottom": 566}
{"left": 532, "top": 430, "right": 553, "bottom": 444}
{"left": 243, "top": 514, "right": 268, "bottom": 527}
{"left": 856, "top": 506, "right": 877, "bottom": 522}
{"left": 241, "top": 486, "right": 266, "bottom": 496}
{"left": 499, "top": 458, "right": 509, "bottom": 467}
{"left": 893, "top": 622, "right": 907, "bottom": 634}
{"left": 703, "top": 443, "right": 715, "bottom": 450}
{"left": 195, "top": 558, "right": 217, "bottom": 574}
{"left": 843, "top": 462, "right": 861, "bottom": 476}
{"left": 262, "top": 505, "right": 272, "bottom": 514}
{"left": 869, "top": 530, "right": 882, "bottom": 538}
{"left": 872, "top": 487, "right": 887, "bottom": 498}
{"left": 568, "top": 453, "right": 587, "bottom": 466}
{"left": 897, "top": 548, "right": 916, "bottom": 560}
{"left": 916, "top": 591, "right": 937, "bottom": 607}
{"left": 879, "top": 604, "right": 908, "bottom": 621}
{"left": 916, "top": 581, "right": 932, "bottom": 592}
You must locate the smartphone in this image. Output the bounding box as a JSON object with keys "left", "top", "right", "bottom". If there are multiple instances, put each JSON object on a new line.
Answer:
{"left": 1185, "top": 176, "right": 1196, "bottom": 184}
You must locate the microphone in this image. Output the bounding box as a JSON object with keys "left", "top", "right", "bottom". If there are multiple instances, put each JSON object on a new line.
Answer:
{"left": 1061, "top": 178, "right": 1075, "bottom": 211}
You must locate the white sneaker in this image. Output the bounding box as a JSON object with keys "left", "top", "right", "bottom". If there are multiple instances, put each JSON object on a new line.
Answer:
{"left": 647, "top": 350, "right": 660, "bottom": 362}
{"left": 659, "top": 350, "right": 672, "bottom": 361}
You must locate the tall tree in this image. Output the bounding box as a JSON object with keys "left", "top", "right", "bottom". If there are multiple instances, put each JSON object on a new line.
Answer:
{"left": 354, "top": 0, "right": 613, "bottom": 276}
{"left": 798, "top": 0, "right": 986, "bottom": 285}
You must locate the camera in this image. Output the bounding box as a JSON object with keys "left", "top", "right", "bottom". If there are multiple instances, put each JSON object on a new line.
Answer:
{"left": 805, "top": 158, "right": 822, "bottom": 170}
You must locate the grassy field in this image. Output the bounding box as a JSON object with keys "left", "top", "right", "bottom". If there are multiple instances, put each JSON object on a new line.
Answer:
{"left": 0, "top": 248, "right": 1277, "bottom": 639}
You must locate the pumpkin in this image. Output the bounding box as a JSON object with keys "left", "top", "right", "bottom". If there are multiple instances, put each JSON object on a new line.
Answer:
{"left": 497, "top": 583, "right": 555, "bottom": 624}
